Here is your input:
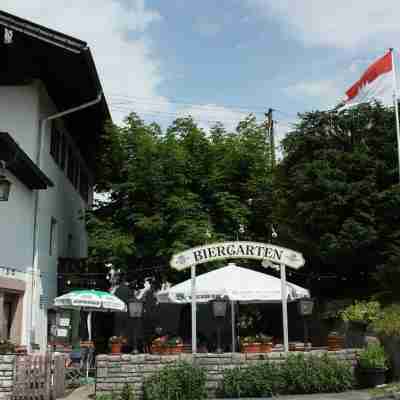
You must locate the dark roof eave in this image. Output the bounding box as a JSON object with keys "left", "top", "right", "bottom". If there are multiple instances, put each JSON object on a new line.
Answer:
{"left": 0, "top": 132, "right": 53, "bottom": 190}
{"left": 0, "top": 10, "right": 86, "bottom": 53}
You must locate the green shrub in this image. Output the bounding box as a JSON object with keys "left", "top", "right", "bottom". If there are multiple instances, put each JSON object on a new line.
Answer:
{"left": 219, "top": 362, "right": 283, "bottom": 398}
{"left": 143, "top": 361, "right": 206, "bottom": 400}
{"left": 358, "top": 343, "right": 387, "bottom": 369}
{"left": 372, "top": 304, "right": 400, "bottom": 337}
{"left": 340, "top": 301, "right": 380, "bottom": 324}
{"left": 218, "top": 354, "right": 354, "bottom": 398}
{"left": 280, "top": 354, "right": 354, "bottom": 394}
{"left": 120, "top": 384, "right": 135, "bottom": 400}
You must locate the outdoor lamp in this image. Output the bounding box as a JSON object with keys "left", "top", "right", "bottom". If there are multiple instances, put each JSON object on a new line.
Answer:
{"left": 297, "top": 297, "right": 314, "bottom": 350}
{"left": 211, "top": 296, "right": 228, "bottom": 353}
{"left": 0, "top": 161, "right": 11, "bottom": 202}
{"left": 128, "top": 297, "right": 144, "bottom": 319}
{"left": 297, "top": 297, "right": 314, "bottom": 316}
{"left": 212, "top": 297, "right": 228, "bottom": 318}
{"left": 128, "top": 296, "right": 143, "bottom": 354}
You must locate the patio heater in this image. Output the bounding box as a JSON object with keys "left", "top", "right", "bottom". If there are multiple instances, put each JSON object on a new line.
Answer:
{"left": 297, "top": 297, "right": 314, "bottom": 350}
{"left": 0, "top": 160, "right": 11, "bottom": 201}
{"left": 128, "top": 297, "right": 144, "bottom": 354}
{"left": 211, "top": 296, "right": 228, "bottom": 353}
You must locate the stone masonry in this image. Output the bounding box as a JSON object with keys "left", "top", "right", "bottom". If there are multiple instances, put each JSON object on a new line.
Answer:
{"left": 95, "top": 350, "right": 358, "bottom": 398}
{"left": 0, "top": 355, "right": 15, "bottom": 400}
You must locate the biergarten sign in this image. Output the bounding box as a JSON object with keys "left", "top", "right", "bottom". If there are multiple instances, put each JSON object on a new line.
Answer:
{"left": 170, "top": 241, "right": 305, "bottom": 271}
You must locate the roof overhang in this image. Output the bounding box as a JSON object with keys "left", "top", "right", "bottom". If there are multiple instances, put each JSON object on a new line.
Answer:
{"left": 0, "top": 10, "right": 111, "bottom": 174}
{"left": 0, "top": 132, "right": 53, "bottom": 190}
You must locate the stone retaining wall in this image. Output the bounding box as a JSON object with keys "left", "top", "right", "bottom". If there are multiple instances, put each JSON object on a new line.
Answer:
{"left": 0, "top": 355, "right": 15, "bottom": 400}
{"left": 96, "top": 350, "right": 358, "bottom": 398}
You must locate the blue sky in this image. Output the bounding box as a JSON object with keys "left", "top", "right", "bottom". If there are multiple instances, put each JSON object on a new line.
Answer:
{"left": 3, "top": 0, "right": 399, "bottom": 141}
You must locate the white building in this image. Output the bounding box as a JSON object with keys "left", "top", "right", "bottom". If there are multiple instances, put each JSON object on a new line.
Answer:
{"left": 0, "top": 10, "right": 109, "bottom": 351}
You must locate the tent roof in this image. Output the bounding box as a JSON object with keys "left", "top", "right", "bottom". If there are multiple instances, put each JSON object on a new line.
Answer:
{"left": 157, "top": 263, "right": 309, "bottom": 304}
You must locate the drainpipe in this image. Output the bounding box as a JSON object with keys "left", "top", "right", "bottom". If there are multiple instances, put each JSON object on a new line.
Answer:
{"left": 29, "top": 92, "right": 102, "bottom": 350}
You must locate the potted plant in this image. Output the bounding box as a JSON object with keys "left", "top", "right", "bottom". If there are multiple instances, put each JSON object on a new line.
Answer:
{"left": 241, "top": 336, "right": 261, "bottom": 353}
{"left": 0, "top": 339, "right": 15, "bottom": 354}
{"left": 257, "top": 334, "right": 273, "bottom": 353}
{"left": 166, "top": 336, "right": 183, "bottom": 354}
{"left": 371, "top": 304, "right": 400, "bottom": 380}
{"left": 340, "top": 301, "right": 380, "bottom": 347}
{"left": 151, "top": 335, "right": 168, "bottom": 354}
{"left": 357, "top": 343, "right": 387, "bottom": 387}
{"left": 109, "top": 336, "right": 126, "bottom": 354}
{"left": 327, "top": 331, "right": 345, "bottom": 351}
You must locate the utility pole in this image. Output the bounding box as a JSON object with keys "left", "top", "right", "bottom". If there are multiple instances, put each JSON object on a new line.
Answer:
{"left": 265, "top": 108, "right": 275, "bottom": 168}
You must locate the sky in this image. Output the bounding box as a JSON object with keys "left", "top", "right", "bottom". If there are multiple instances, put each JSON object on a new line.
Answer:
{"left": 2, "top": 0, "right": 399, "bottom": 143}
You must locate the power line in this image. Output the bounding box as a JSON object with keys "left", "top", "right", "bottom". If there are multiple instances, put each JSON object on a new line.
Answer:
{"left": 109, "top": 106, "right": 252, "bottom": 125}
{"left": 108, "top": 92, "right": 269, "bottom": 113}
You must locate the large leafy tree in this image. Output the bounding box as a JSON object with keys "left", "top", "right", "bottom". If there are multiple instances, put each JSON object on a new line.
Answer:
{"left": 88, "top": 113, "right": 273, "bottom": 287}
{"left": 274, "top": 103, "right": 400, "bottom": 299}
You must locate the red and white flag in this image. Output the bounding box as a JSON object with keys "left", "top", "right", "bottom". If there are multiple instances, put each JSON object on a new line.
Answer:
{"left": 344, "top": 50, "right": 393, "bottom": 106}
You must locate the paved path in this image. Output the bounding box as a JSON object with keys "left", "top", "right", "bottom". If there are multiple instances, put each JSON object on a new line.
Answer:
{"left": 62, "top": 385, "right": 373, "bottom": 400}
{"left": 61, "top": 384, "right": 95, "bottom": 400}
{"left": 212, "top": 390, "right": 373, "bottom": 400}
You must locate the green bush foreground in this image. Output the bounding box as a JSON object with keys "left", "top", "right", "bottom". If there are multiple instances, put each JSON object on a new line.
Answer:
{"left": 99, "top": 355, "right": 354, "bottom": 400}
{"left": 143, "top": 361, "right": 206, "bottom": 400}
{"left": 219, "top": 354, "right": 355, "bottom": 398}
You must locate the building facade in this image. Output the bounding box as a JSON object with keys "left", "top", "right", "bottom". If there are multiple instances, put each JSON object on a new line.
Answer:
{"left": 0, "top": 10, "right": 109, "bottom": 351}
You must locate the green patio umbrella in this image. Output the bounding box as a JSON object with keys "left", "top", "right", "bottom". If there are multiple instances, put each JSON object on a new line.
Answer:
{"left": 54, "top": 289, "right": 127, "bottom": 341}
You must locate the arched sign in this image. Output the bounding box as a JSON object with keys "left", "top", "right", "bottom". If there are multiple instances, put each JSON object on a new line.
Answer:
{"left": 170, "top": 241, "right": 305, "bottom": 270}
{"left": 170, "top": 241, "right": 306, "bottom": 355}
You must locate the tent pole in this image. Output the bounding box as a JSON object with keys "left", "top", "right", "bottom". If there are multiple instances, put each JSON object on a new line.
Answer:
{"left": 280, "top": 263, "right": 289, "bottom": 353}
{"left": 231, "top": 301, "right": 235, "bottom": 352}
{"left": 87, "top": 311, "right": 92, "bottom": 341}
{"left": 87, "top": 311, "right": 92, "bottom": 379}
{"left": 191, "top": 265, "right": 197, "bottom": 354}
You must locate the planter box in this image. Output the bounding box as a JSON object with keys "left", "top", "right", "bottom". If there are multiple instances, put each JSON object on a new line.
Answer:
{"left": 110, "top": 343, "right": 122, "bottom": 354}
{"left": 260, "top": 343, "right": 273, "bottom": 353}
{"left": 327, "top": 335, "right": 345, "bottom": 351}
{"left": 241, "top": 343, "right": 262, "bottom": 353}
{"left": 357, "top": 367, "right": 386, "bottom": 388}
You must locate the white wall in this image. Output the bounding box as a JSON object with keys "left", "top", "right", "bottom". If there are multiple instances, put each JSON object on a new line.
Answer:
{"left": 0, "top": 81, "right": 92, "bottom": 350}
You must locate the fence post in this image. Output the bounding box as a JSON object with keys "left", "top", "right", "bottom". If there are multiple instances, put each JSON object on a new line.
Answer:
{"left": 52, "top": 354, "right": 66, "bottom": 399}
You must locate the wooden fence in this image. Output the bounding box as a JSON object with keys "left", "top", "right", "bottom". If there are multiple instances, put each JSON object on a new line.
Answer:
{"left": 12, "top": 353, "right": 65, "bottom": 400}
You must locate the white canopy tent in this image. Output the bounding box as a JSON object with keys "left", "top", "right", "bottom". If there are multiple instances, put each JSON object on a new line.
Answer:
{"left": 157, "top": 263, "right": 310, "bottom": 351}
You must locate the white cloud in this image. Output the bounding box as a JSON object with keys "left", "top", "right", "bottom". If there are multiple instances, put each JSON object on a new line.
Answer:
{"left": 1, "top": 0, "right": 167, "bottom": 124}
{"left": 177, "top": 104, "right": 248, "bottom": 132}
{"left": 284, "top": 79, "right": 343, "bottom": 108}
{"left": 246, "top": 0, "right": 400, "bottom": 49}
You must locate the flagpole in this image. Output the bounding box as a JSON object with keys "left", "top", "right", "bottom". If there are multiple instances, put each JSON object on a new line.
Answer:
{"left": 390, "top": 48, "right": 400, "bottom": 183}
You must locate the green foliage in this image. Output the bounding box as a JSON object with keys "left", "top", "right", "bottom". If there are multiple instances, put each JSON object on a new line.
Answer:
{"left": 120, "top": 383, "right": 135, "bottom": 400}
{"left": 340, "top": 301, "right": 381, "bottom": 324}
{"left": 372, "top": 304, "right": 400, "bottom": 337}
{"left": 143, "top": 361, "right": 206, "bottom": 400}
{"left": 218, "top": 354, "right": 354, "bottom": 397}
{"left": 219, "top": 362, "right": 284, "bottom": 398}
{"left": 280, "top": 354, "right": 354, "bottom": 394}
{"left": 0, "top": 339, "right": 15, "bottom": 354}
{"left": 274, "top": 103, "right": 400, "bottom": 299}
{"left": 96, "top": 394, "right": 116, "bottom": 400}
{"left": 358, "top": 343, "right": 387, "bottom": 369}
{"left": 88, "top": 113, "right": 272, "bottom": 285}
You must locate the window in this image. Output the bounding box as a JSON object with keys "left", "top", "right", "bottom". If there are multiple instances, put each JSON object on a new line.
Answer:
{"left": 60, "top": 133, "right": 66, "bottom": 170}
{"left": 79, "top": 171, "right": 89, "bottom": 203}
{"left": 67, "top": 234, "right": 73, "bottom": 256}
{"left": 67, "top": 146, "right": 75, "bottom": 183}
{"left": 50, "top": 124, "right": 61, "bottom": 163}
{"left": 73, "top": 162, "right": 80, "bottom": 189}
{"left": 49, "top": 217, "right": 57, "bottom": 256}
